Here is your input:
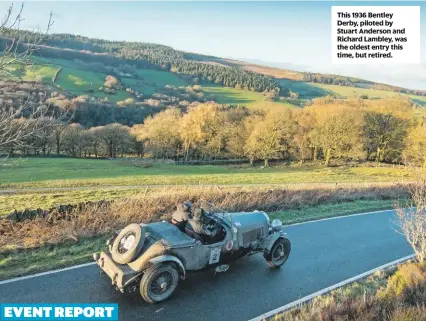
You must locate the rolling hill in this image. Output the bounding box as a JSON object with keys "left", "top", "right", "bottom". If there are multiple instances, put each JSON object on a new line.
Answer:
{"left": 1, "top": 31, "right": 425, "bottom": 118}
{"left": 185, "top": 51, "right": 426, "bottom": 101}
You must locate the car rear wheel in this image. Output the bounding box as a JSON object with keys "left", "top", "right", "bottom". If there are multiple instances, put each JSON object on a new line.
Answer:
{"left": 111, "top": 223, "right": 145, "bottom": 264}
{"left": 140, "top": 264, "right": 180, "bottom": 304}
{"left": 264, "top": 238, "right": 291, "bottom": 268}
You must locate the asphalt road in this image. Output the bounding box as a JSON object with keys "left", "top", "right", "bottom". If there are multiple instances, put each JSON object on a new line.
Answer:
{"left": 0, "top": 210, "right": 413, "bottom": 321}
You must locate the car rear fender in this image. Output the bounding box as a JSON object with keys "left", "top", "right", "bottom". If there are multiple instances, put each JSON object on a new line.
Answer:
{"left": 262, "top": 231, "right": 289, "bottom": 253}
{"left": 149, "top": 255, "right": 186, "bottom": 280}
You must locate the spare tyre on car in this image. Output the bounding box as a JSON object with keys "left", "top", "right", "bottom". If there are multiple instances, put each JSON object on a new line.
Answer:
{"left": 111, "top": 223, "right": 145, "bottom": 264}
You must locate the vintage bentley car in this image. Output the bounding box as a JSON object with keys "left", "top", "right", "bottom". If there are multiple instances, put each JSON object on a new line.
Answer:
{"left": 93, "top": 207, "right": 291, "bottom": 304}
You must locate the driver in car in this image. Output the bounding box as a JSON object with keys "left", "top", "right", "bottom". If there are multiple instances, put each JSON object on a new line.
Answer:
{"left": 186, "top": 208, "right": 217, "bottom": 242}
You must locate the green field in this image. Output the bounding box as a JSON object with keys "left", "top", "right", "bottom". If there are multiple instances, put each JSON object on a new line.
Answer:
{"left": 0, "top": 157, "right": 414, "bottom": 215}
{"left": 137, "top": 69, "right": 187, "bottom": 87}
{"left": 0, "top": 158, "right": 414, "bottom": 190}
{"left": 56, "top": 66, "right": 102, "bottom": 91}
{"left": 7, "top": 59, "right": 296, "bottom": 107}
{"left": 313, "top": 83, "right": 403, "bottom": 98}
{"left": 278, "top": 78, "right": 426, "bottom": 105}
{"left": 311, "top": 83, "right": 426, "bottom": 105}
{"left": 43, "top": 57, "right": 192, "bottom": 100}
{"left": 122, "top": 78, "right": 156, "bottom": 95}
{"left": 278, "top": 79, "right": 330, "bottom": 98}
{"left": 204, "top": 82, "right": 426, "bottom": 108}
{"left": 202, "top": 85, "right": 296, "bottom": 110}
{"left": 55, "top": 66, "right": 132, "bottom": 102}
{"left": 2, "top": 61, "right": 59, "bottom": 82}
{"left": 9, "top": 57, "right": 189, "bottom": 102}
{"left": 23, "top": 64, "right": 58, "bottom": 82}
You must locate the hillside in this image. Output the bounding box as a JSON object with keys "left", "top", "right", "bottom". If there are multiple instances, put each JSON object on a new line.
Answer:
{"left": 1, "top": 30, "right": 425, "bottom": 123}
{"left": 185, "top": 52, "right": 426, "bottom": 101}
{"left": 200, "top": 56, "right": 426, "bottom": 94}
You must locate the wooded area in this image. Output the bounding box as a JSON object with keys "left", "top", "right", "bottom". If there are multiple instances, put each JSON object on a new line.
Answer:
{"left": 130, "top": 96, "right": 425, "bottom": 166}
{"left": 3, "top": 96, "right": 426, "bottom": 167}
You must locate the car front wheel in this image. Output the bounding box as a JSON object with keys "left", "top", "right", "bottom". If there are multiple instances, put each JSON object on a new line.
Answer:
{"left": 264, "top": 237, "right": 291, "bottom": 268}
{"left": 140, "top": 264, "right": 180, "bottom": 304}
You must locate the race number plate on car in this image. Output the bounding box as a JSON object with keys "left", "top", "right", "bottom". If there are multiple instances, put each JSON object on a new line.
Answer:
{"left": 209, "top": 247, "right": 221, "bottom": 264}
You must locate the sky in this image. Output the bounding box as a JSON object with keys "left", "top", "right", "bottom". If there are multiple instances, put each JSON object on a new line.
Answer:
{"left": 1, "top": 0, "right": 425, "bottom": 90}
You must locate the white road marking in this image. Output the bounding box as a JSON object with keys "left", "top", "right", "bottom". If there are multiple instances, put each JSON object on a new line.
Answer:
{"left": 285, "top": 209, "right": 396, "bottom": 227}
{"left": 0, "top": 208, "right": 403, "bottom": 285}
{"left": 247, "top": 254, "right": 415, "bottom": 321}
{"left": 0, "top": 262, "right": 96, "bottom": 285}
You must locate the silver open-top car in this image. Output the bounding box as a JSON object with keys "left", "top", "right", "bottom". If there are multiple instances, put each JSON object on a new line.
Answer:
{"left": 93, "top": 207, "right": 291, "bottom": 304}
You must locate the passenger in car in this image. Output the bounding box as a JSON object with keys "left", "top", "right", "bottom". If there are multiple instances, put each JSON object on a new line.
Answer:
{"left": 171, "top": 202, "right": 192, "bottom": 231}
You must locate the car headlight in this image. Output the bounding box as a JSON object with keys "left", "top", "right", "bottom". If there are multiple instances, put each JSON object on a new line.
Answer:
{"left": 271, "top": 219, "right": 283, "bottom": 232}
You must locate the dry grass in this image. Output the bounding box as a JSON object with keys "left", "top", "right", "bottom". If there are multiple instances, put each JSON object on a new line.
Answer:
{"left": 276, "top": 262, "right": 426, "bottom": 321}
{"left": 0, "top": 184, "right": 408, "bottom": 252}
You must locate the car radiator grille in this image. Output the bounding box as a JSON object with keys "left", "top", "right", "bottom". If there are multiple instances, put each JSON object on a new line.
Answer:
{"left": 242, "top": 228, "right": 263, "bottom": 244}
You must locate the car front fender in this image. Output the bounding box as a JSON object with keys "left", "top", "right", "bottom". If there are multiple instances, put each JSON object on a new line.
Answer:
{"left": 149, "top": 255, "right": 186, "bottom": 280}
{"left": 262, "top": 231, "right": 289, "bottom": 253}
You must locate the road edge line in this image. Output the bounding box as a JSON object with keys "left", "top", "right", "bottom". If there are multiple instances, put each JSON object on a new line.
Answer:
{"left": 247, "top": 254, "right": 416, "bottom": 321}
{"left": 284, "top": 209, "right": 395, "bottom": 227}
{"left": 0, "top": 262, "right": 96, "bottom": 285}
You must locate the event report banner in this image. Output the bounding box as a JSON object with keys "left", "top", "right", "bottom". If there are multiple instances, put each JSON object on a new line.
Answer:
{"left": 0, "top": 304, "right": 118, "bottom": 321}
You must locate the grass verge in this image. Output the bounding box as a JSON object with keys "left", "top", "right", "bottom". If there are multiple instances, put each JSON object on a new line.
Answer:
{"left": 0, "top": 199, "right": 398, "bottom": 281}
{"left": 0, "top": 236, "right": 108, "bottom": 281}
{"left": 275, "top": 260, "right": 426, "bottom": 321}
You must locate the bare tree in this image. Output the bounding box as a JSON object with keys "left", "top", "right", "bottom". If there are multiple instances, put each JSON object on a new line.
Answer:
{"left": 101, "top": 124, "right": 132, "bottom": 158}
{"left": 0, "top": 3, "right": 53, "bottom": 75}
{"left": 0, "top": 4, "right": 63, "bottom": 156}
{"left": 0, "top": 102, "right": 56, "bottom": 150}
{"left": 395, "top": 171, "right": 426, "bottom": 262}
